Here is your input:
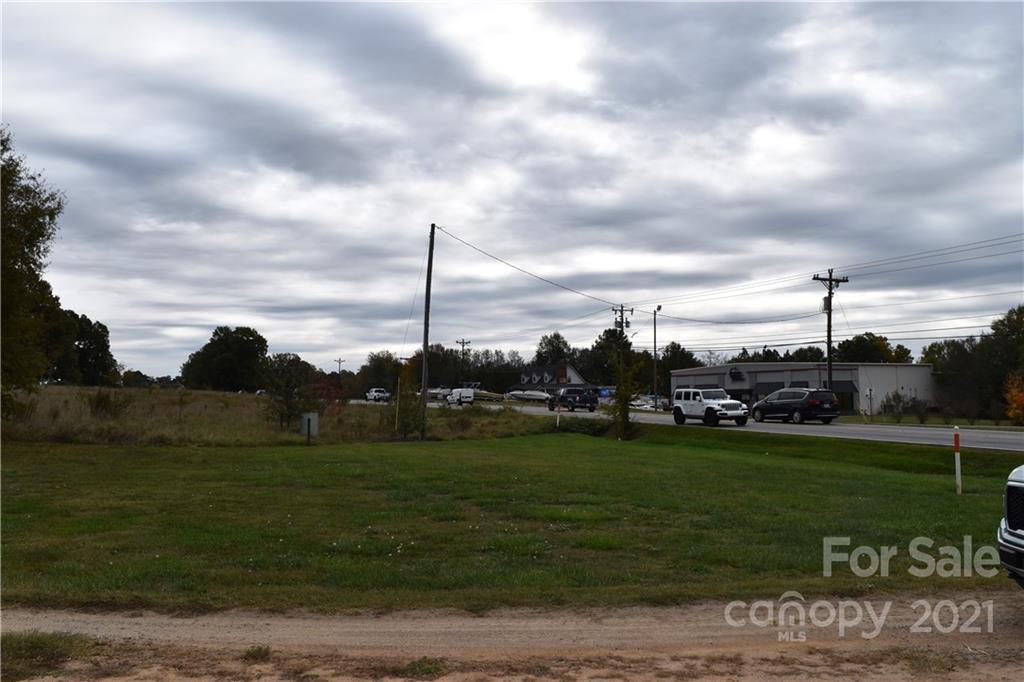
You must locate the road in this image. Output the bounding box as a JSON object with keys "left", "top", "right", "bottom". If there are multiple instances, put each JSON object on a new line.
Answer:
{"left": 505, "top": 404, "right": 1024, "bottom": 452}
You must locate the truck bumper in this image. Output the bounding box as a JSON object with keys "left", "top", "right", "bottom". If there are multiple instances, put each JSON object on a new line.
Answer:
{"left": 715, "top": 409, "right": 750, "bottom": 420}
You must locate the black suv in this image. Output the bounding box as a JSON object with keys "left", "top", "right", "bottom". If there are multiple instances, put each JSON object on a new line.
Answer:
{"left": 751, "top": 388, "right": 840, "bottom": 424}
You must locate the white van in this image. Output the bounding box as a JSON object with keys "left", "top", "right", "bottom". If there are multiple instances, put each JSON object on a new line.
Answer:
{"left": 447, "top": 388, "right": 475, "bottom": 406}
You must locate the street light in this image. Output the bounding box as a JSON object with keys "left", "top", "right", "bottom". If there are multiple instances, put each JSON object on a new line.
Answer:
{"left": 653, "top": 305, "right": 662, "bottom": 406}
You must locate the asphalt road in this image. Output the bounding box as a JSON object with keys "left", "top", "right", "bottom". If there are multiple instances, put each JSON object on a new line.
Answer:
{"left": 506, "top": 404, "right": 1024, "bottom": 452}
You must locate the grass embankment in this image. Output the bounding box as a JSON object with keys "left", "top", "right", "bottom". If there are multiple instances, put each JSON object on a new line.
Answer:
{"left": 2, "top": 385, "right": 571, "bottom": 446}
{"left": 4, "top": 425, "right": 1021, "bottom": 612}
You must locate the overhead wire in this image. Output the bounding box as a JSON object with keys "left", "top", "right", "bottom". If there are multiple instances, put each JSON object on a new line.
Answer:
{"left": 423, "top": 225, "right": 1018, "bottom": 353}
{"left": 435, "top": 225, "right": 618, "bottom": 306}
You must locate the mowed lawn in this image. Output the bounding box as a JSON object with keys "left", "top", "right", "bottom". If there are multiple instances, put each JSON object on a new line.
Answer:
{"left": 3, "top": 425, "right": 1022, "bottom": 612}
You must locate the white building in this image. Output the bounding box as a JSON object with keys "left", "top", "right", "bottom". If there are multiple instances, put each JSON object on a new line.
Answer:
{"left": 669, "top": 362, "right": 935, "bottom": 414}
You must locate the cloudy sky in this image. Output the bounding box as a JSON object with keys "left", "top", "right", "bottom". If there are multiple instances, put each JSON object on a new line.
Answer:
{"left": 4, "top": 1, "right": 1022, "bottom": 376}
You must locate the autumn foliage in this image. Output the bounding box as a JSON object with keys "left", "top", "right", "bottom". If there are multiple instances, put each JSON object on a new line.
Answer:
{"left": 1005, "top": 373, "right": 1024, "bottom": 426}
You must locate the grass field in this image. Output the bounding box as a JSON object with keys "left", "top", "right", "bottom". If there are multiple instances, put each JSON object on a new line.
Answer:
{"left": 2, "top": 386, "right": 567, "bottom": 446}
{"left": 4, "top": 423, "right": 1022, "bottom": 612}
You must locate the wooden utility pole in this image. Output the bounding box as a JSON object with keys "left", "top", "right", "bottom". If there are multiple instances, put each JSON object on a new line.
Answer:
{"left": 812, "top": 268, "right": 849, "bottom": 390}
{"left": 333, "top": 358, "right": 345, "bottom": 393}
{"left": 420, "top": 224, "right": 436, "bottom": 440}
{"left": 653, "top": 305, "right": 661, "bottom": 401}
{"left": 456, "top": 338, "right": 471, "bottom": 384}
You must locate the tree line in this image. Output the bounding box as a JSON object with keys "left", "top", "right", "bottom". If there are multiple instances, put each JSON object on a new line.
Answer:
{"left": 1, "top": 129, "right": 120, "bottom": 415}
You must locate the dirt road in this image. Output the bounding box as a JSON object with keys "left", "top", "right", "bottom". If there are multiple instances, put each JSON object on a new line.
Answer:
{"left": 4, "top": 591, "right": 1024, "bottom": 680}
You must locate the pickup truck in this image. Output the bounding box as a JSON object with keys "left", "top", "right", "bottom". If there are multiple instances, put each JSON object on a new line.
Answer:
{"left": 365, "top": 387, "right": 391, "bottom": 403}
{"left": 998, "top": 465, "right": 1024, "bottom": 589}
{"left": 547, "top": 387, "right": 598, "bottom": 412}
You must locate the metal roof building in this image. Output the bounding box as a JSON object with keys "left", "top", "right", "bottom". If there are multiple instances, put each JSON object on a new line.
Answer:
{"left": 669, "top": 362, "right": 935, "bottom": 414}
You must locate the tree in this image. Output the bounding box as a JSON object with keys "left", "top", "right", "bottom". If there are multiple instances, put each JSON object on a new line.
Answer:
{"left": 784, "top": 346, "right": 826, "bottom": 362}
{"left": 533, "top": 331, "right": 572, "bottom": 365}
{"left": 1006, "top": 372, "right": 1024, "bottom": 426}
{"left": 75, "top": 313, "right": 119, "bottom": 385}
{"left": 610, "top": 357, "right": 639, "bottom": 440}
{"left": 891, "top": 344, "right": 913, "bottom": 363}
{"left": 181, "top": 326, "right": 269, "bottom": 391}
{"left": 729, "top": 346, "right": 782, "bottom": 363}
{"left": 36, "top": 285, "right": 81, "bottom": 384}
{"left": 835, "top": 333, "right": 908, "bottom": 363}
{"left": 376, "top": 349, "right": 415, "bottom": 394}
{"left": 264, "top": 353, "right": 317, "bottom": 429}
{"left": 659, "top": 342, "right": 702, "bottom": 395}
{"left": 121, "top": 370, "right": 154, "bottom": 388}
{"left": 589, "top": 328, "right": 632, "bottom": 385}
{"left": 1, "top": 128, "right": 66, "bottom": 397}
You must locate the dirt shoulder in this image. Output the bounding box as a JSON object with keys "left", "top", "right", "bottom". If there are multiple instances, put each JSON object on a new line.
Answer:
{"left": 4, "top": 591, "right": 1024, "bottom": 680}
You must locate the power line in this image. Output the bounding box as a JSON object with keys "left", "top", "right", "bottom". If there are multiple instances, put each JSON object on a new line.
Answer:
{"left": 648, "top": 309, "right": 821, "bottom": 325}
{"left": 680, "top": 334, "right": 982, "bottom": 353}
{"left": 435, "top": 225, "right": 618, "bottom": 306}
{"left": 851, "top": 248, "right": 1024, "bottom": 278}
{"left": 658, "top": 322, "right": 996, "bottom": 349}
{"left": 842, "top": 290, "right": 1022, "bottom": 311}
{"left": 400, "top": 238, "right": 430, "bottom": 358}
{"left": 626, "top": 233, "right": 1022, "bottom": 307}
{"left": 838, "top": 234, "right": 1022, "bottom": 273}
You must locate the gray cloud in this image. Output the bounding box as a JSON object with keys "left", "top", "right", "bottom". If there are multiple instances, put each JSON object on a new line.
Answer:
{"left": 3, "top": 2, "right": 1020, "bottom": 375}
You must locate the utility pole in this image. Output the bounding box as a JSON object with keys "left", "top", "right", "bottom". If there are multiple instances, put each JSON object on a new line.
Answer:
{"left": 333, "top": 358, "right": 345, "bottom": 394}
{"left": 456, "top": 338, "right": 471, "bottom": 385}
{"left": 812, "top": 268, "right": 849, "bottom": 390}
{"left": 613, "top": 304, "right": 634, "bottom": 381}
{"left": 653, "top": 305, "right": 661, "bottom": 401}
{"left": 420, "top": 224, "right": 436, "bottom": 440}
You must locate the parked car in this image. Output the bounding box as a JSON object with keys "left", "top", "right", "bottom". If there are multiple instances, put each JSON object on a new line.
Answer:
{"left": 999, "top": 465, "right": 1024, "bottom": 589}
{"left": 671, "top": 388, "right": 748, "bottom": 426}
{"left": 447, "top": 388, "right": 474, "bottom": 406}
{"left": 366, "top": 387, "right": 391, "bottom": 403}
{"left": 751, "top": 388, "right": 839, "bottom": 424}
{"left": 547, "top": 387, "right": 598, "bottom": 412}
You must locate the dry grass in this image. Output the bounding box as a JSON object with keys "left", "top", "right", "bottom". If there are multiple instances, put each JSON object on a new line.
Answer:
{"left": 1, "top": 386, "right": 597, "bottom": 446}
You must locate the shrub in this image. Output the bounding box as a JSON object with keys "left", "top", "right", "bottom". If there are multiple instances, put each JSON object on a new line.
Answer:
{"left": 3, "top": 392, "right": 38, "bottom": 421}
{"left": 1, "top": 631, "right": 93, "bottom": 681}
{"left": 880, "top": 391, "right": 907, "bottom": 424}
{"left": 81, "top": 388, "right": 132, "bottom": 419}
{"left": 242, "top": 645, "right": 271, "bottom": 663}
{"left": 553, "top": 417, "right": 612, "bottom": 437}
{"left": 908, "top": 397, "right": 929, "bottom": 425}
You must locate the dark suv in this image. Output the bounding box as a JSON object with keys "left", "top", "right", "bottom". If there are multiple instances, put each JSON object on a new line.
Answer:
{"left": 751, "top": 388, "right": 840, "bottom": 424}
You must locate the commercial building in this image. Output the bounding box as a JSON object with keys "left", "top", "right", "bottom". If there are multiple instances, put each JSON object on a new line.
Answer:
{"left": 669, "top": 362, "right": 935, "bottom": 414}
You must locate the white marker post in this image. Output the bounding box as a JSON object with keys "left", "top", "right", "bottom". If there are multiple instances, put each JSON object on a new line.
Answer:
{"left": 954, "top": 426, "right": 962, "bottom": 495}
{"left": 556, "top": 400, "right": 562, "bottom": 428}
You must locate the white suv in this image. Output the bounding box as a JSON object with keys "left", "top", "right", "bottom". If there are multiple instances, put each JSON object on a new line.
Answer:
{"left": 366, "top": 388, "right": 390, "bottom": 402}
{"left": 672, "top": 388, "right": 749, "bottom": 426}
